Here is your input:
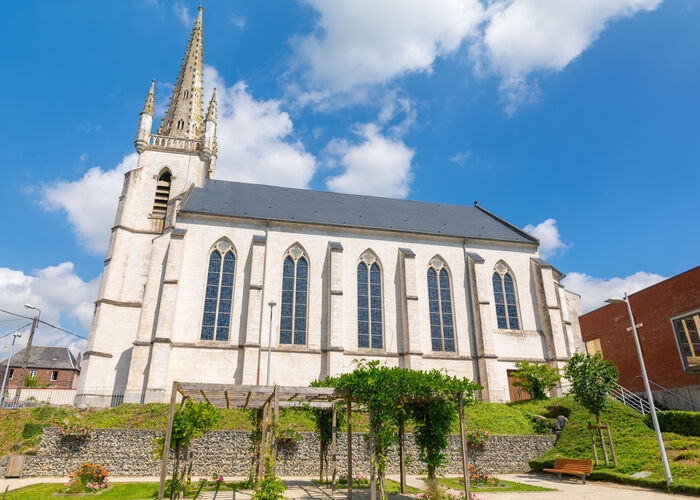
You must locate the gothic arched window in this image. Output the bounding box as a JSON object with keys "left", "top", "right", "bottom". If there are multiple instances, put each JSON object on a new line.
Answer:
{"left": 492, "top": 262, "right": 520, "bottom": 330}
{"left": 201, "top": 240, "right": 236, "bottom": 341}
{"left": 177, "top": 119, "right": 185, "bottom": 130}
{"left": 357, "top": 251, "right": 383, "bottom": 349}
{"left": 152, "top": 171, "right": 171, "bottom": 218}
{"left": 427, "top": 257, "right": 455, "bottom": 352}
{"left": 280, "top": 245, "right": 308, "bottom": 345}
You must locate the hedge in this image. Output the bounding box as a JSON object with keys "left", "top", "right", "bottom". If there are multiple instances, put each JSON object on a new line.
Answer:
{"left": 643, "top": 411, "right": 700, "bottom": 437}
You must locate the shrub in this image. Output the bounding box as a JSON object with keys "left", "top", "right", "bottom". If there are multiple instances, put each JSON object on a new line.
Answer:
{"left": 465, "top": 429, "right": 489, "bottom": 449}
{"left": 543, "top": 404, "right": 570, "bottom": 419}
{"left": 59, "top": 421, "right": 94, "bottom": 438}
{"left": 62, "top": 462, "right": 109, "bottom": 494}
{"left": 531, "top": 416, "right": 554, "bottom": 434}
{"left": 276, "top": 427, "right": 302, "bottom": 445}
{"left": 510, "top": 361, "right": 561, "bottom": 400}
{"left": 643, "top": 411, "right": 700, "bottom": 437}
{"left": 252, "top": 455, "right": 285, "bottom": 500}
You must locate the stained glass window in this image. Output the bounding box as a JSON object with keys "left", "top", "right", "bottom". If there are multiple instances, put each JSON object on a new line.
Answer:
{"left": 201, "top": 241, "right": 235, "bottom": 341}
{"left": 280, "top": 247, "right": 308, "bottom": 345}
{"left": 427, "top": 258, "right": 455, "bottom": 352}
{"left": 357, "top": 253, "right": 383, "bottom": 349}
{"left": 493, "top": 266, "right": 520, "bottom": 330}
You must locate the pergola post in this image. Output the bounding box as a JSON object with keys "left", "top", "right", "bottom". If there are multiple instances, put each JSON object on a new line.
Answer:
{"left": 272, "top": 385, "right": 280, "bottom": 472}
{"left": 347, "top": 401, "right": 353, "bottom": 500}
{"left": 369, "top": 409, "right": 376, "bottom": 500}
{"left": 458, "top": 393, "right": 471, "bottom": 500}
{"left": 399, "top": 419, "right": 406, "bottom": 493}
{"left": 158, "top": 381, "right": 179, "bottom": 500}
{"left": 331, "top": 404, "right": 337, "bottom": 492}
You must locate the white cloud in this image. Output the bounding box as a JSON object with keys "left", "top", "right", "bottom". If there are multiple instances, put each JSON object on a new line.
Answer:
{"left": 324, "top": 123, "right": 415, "bottom": 198}
{"left": 230, "top": 13, "right": 246, "bottom": 30}
{"left": 524, "top": 218, "right": 570, "bottom": 259}
{"left": 293, "top": 0, "right": 485, "bottom": 103}
{"left": 203, "top": 66, "right": 317, "bottom": 188}
{"left": 562, "top": 271, "right": 666, "bottom": 313}
{"left": 292, "top": 0, "right": 662, "bottom": 113}
{"left": 0, "top": 263, "right": 100, "bottom": 355}
{"left": 449, "top": 150, "right": 472, "bottom": 166}
{"left": 477, "top": 0, "right": 662, "bottom": 111}
{"left": 41, "top": 154, "right": 137, "bottom": 255}
{"left": 173, "top": 2, "right": 193, "bottom": 27}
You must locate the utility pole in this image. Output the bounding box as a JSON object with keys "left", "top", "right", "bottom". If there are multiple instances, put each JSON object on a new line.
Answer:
{"left": 13, "top": 306, "right": 40, "bottom": 407}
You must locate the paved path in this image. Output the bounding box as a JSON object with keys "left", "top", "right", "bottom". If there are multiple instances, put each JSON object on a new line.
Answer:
{"left": 0, "top": 474, "right": 692, "bottom": 499}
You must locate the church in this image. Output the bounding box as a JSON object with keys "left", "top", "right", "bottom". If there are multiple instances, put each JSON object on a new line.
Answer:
{"left": 76, "top": 7, "right": 584, "bottom": 407}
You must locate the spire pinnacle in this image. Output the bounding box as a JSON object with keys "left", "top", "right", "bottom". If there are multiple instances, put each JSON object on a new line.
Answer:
{"left": 142, "top": 80, "right": 155, "bottom": 115}
{"left": 158, "top": 5, "right": 204, "bottom": 139}
{"left": 206, "top": 88, "right": 217, "bottom": 122}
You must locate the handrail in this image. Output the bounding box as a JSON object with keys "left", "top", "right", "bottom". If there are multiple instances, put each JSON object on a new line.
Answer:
{"left": 636, "top": 376, "right": 700, "bottom": 411}
{"left": 609, "top": 382, "right": 650, "bottom": 414}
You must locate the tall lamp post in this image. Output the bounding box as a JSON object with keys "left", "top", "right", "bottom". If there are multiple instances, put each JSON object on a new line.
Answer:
{"left": 606, "top": 293, "right": 672, "bottom": 487}
{"left": 0, "top": 331, "right": 23, "bottom": 407}
{"left": 265, "top": 301, "right": 277, "bottom": 386}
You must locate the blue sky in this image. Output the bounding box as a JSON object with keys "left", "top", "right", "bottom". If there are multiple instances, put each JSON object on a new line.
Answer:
{"left": 0, "top": 0, "right": 698, "bottom": 351}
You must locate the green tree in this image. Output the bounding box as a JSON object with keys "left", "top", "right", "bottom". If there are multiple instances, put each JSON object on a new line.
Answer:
{"left": 24, "top": 373, "right": 40, "bottom": 388}
{"left": 564, "top": 352, "right": 619, "bottom": 423}
{"left": 510, "top": 360, "right": 561, "bottom": 400}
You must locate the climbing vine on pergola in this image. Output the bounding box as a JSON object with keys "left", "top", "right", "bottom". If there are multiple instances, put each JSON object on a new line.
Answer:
{"left": 157, "top": 365, "right": 481, "bottom": 500}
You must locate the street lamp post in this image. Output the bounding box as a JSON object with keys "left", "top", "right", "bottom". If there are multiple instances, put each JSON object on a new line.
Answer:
{"left": 266, "top": 301, "right": 277, "bottom": 386}
{"left": 606, "top": 293, "right": 672, "bottom": 487}
{"left": 0, "top": 331, "right": 23, "bottom": 407}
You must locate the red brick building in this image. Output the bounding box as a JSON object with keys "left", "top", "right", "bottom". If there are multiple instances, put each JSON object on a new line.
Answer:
{"left": 579, "top": 266, "right": 700, "bottom": 411}
{"left": 0, "top": 346, "right": 80, "bottom": 390}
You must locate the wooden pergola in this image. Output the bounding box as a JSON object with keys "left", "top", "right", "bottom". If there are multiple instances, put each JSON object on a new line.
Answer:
{"left": 157, "top": 382, "right": 474, "bottom": 500}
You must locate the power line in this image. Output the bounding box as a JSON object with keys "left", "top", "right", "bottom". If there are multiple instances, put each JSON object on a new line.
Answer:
{"left": 0, "top": 308, "right": 87, "bottom": 340}
{"left": 0, "top": 323, "right": 32, "bottom": 341}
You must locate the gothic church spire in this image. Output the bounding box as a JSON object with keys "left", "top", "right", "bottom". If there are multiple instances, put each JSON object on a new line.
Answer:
{"left": 158, "top": 6, "right": 204, "bottom": 140}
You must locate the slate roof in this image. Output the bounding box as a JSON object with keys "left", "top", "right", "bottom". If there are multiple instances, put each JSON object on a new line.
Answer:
{"left": 180, "top": 180, "right": 538, "bottom": 244}
{"left": 0, "top": 346, "right": 79, "bottom": 371}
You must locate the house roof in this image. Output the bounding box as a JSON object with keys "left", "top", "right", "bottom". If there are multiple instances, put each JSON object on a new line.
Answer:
{"left": 0, "top": 346, "right": 79, "bottom": 371}
{"left": 180, "top": 180, "right": 538, "bottom": 245}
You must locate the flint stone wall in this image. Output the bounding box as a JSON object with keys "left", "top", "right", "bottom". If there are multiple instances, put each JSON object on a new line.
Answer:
{"left": 22, "top": 428, "right": 553, "bottom": 477}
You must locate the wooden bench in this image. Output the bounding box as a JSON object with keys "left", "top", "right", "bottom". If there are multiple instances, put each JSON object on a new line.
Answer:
{"left": 543, "top": 458, "right": 593, "bottom": 484}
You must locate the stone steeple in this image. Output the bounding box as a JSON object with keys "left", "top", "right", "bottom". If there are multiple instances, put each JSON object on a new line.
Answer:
{"left": 158, "top": 6, "right": 204, "bottom": 139}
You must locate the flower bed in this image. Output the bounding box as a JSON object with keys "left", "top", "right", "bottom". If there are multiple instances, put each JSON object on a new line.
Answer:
{"left": 60, "top": 463, "right": 109, "bottom": 495}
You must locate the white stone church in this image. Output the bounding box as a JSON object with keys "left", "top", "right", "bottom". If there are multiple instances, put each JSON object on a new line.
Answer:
{"left": 77, "top": 7, "right": 584, "bottom": 407}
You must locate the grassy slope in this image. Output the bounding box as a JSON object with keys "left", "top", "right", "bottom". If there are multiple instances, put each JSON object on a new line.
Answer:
{"left": 528, "top": 396, "right": 700, "bottom": 495}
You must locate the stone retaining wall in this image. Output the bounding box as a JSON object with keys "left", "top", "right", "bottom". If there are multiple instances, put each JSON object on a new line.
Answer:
{"left": 22, "top": 428, "right": 553, "bottom": 477}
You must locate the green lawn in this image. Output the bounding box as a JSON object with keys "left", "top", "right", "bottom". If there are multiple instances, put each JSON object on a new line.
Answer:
{"left": 528, "top": 396, "right": 700, "bottom": 496}
{"left": 4, "top": 482, "right": 160, "bottom": 500}
{"left": 428, "top": 476, "right": 553, "bottom": 493}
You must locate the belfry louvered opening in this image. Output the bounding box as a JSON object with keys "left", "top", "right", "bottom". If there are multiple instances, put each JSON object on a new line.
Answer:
{"left": 152, "top": 171, "right": 172, "bottom": 217}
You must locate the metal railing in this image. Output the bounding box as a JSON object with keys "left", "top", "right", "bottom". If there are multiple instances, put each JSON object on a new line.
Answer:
{"left": 609, "top": 382, "right": 651, "bottom": 414}
{"left": 640, "top": 376, "right": 700, "bottom": 411}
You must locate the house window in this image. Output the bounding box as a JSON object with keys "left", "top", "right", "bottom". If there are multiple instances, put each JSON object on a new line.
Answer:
{"left": 29, "top": 370, "right": 37, "bottom": 377}
{"left": 51, "top": 371, "right": 59, "bottom": 381}
{"left": 8, "top": 369, "right": 13, "bottom": 380}
{"left": 357, "top": 251, "right": 383, "bottom": 349}
{"left": 427, "top": 257, "right": 456, "bottom": 352}
{"left": 280, "top": 245, "right": 308, "bottom": 346}
{"left": 492, "top": 262, "right": 520, "bottom": 330}
{"left": 672, "top": 312, "right": 700, "bottom": 372}
{"left": 200, "top": 240, "right": 235, "bottom": 341}
{"left": 152, "top": 171, "right": 172, "bottom": 218}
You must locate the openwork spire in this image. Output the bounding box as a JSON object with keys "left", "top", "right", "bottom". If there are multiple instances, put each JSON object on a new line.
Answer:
{"left": 158, "top": 6, "right": 204, "bottom": 139}
{"left": 206, "top": 88, "right": 217, "bottom": 122}
{"left": 142, "top": 79, "right": 155, "bottom": 115}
